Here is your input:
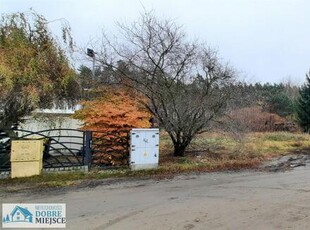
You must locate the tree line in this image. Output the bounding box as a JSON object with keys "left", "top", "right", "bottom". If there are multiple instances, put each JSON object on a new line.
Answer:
{"left": 1, "top": 10, "right": 309, "bottom": 159}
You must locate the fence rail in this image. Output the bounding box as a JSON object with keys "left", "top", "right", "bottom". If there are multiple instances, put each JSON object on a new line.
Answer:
{"left": 0, "top": 128, "right": 130, "bottom": 172}
{"left": 0, "top": 129, "right": 89, "bottom": 171}
{"left": 91, "top": 130, "right": 130, "bottom": 167}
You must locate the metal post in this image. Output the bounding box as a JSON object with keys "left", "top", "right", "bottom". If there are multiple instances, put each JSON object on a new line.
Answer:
{"left": 87, "top": 48, "right": 96, "bottom": 80}
{"left": 84, "top": 131, "right": 92, "bottom": 169}
{"left": 92, "top": 55, "right": 95, "bottom": 80}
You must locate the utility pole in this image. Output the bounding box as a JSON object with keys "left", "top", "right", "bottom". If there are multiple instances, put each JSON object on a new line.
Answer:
{"left": 87, "top": 48, "right": 96, "bottom": 80}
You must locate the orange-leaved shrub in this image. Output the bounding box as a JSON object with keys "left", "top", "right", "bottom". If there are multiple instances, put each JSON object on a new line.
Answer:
{"left": 74, "top": 88, "right": 151, "bottom": 166}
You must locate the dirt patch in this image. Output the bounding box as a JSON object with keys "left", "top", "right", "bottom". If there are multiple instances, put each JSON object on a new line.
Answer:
{"left": 261, "top": 148, "right": 310, "bottom": 172}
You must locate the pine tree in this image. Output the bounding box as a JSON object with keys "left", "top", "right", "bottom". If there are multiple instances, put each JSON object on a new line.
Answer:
{"left": 297, "top": 72, "right": 310, "bottom": 132}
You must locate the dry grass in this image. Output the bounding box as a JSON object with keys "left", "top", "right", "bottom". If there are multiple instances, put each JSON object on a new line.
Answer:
{"left": 1, "top": 131, "right": 309, "bottom": 191}
{"left": 159, "top": 131, "right": 310, "bottom": 170}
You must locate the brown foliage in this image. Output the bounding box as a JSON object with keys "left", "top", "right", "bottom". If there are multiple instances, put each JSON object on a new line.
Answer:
{"left": 75, "top": 88, "right": 151, "bottom": 165}
{"left": 229, "top": 107, "right": 289, "bottom": 132}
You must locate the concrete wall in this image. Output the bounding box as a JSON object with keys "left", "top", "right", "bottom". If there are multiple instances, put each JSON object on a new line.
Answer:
{"left": 18, "top": 114, "right": 84, "bottom": 153}
{"left": 20, "top": 114, "right": 82, "bottom": 131}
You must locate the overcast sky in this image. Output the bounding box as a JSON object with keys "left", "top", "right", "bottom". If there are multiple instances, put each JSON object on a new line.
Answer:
{"left": 1, "top": 0, "right": 310, "bottom": 84}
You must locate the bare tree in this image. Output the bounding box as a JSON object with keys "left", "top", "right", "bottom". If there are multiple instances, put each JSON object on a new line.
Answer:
{"left": 95, "top": 12, "right": 236, "bottom": 156}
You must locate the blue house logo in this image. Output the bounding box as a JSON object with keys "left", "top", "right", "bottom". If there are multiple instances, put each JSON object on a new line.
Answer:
{"left": 2, "top": 203, "right": 66, "bottom": 228}
{"left": 2, "top": 205, "right": 33, "bottom": 224}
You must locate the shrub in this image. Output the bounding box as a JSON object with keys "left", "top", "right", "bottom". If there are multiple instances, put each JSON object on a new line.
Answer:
{"left": 74, "top": 88, "right": 151, "bottom": 166}
{"left": 229, "top": 107, "right": 289, "bottom": 132}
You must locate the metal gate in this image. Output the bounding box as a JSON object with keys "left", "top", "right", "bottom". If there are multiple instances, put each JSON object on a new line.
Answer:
{"left": 0, "top": 129, "right": 92, "bottom": 171}
{"left": 0, "top": 128, "right": 131, "bottom": 172}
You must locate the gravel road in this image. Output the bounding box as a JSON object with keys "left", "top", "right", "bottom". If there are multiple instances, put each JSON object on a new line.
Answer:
{"left": 1, "top": 166, "right": 310, "bottom": 230}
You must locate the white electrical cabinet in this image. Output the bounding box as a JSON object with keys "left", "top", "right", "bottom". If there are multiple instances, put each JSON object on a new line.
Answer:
{"left": 130, "top": 128, "right": 159, "bottom": 170}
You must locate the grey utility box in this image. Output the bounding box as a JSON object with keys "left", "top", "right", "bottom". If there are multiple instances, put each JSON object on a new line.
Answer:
{"left": 130, "top": 128, "right": 159, "bottom": 170}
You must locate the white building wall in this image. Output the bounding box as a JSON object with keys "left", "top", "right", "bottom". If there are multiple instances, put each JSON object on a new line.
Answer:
{"left": 20, "top": 115, "right": 82, "bottom": 131}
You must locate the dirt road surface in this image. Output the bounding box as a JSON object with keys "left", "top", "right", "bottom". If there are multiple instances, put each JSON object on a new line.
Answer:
{"left": 1, "top": 166, "right": 310, "bottom": 230}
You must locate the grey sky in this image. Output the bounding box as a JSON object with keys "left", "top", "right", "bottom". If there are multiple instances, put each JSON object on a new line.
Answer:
{"left": 1, "top": 0, "right": 310, "bottom": 84}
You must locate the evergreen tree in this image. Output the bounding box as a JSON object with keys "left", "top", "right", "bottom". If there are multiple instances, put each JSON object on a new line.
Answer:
{"left": 297, "top": 72, "right": 310, "bottom": 132}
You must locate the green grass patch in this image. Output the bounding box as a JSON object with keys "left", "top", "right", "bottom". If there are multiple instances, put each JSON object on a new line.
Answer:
{"left": 263, "top": 132, "right": 308, "bottom": 142}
